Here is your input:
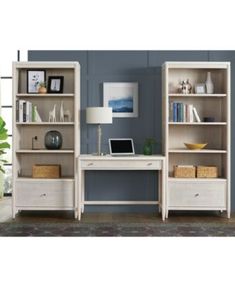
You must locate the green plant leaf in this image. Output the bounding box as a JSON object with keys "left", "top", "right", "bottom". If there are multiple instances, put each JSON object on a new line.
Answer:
{"left": 0, "top": 166, "right": 5, "bottom": 174}
{"left": 0, "top": 117, "right": 5, "bottom": 129}
{"left": 0, "top": 142, "right": 10, "bottom": 149}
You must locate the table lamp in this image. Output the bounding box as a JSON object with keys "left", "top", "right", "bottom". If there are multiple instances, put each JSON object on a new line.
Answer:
{"left": 86, "top": 107, "right": 113, "bottom": 155}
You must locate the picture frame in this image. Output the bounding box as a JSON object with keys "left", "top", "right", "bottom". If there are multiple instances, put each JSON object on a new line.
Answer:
{"left": 195, "top": 83, "right": 206, "bottom": 94}
{"left": 27, "top": 70, "right": 46, "bottom": 94}
{"left": 103, "top": 82, "right": 138, "bottom": 118}
{"left": 48, "top": 76, "right": 64, "bottom": 93}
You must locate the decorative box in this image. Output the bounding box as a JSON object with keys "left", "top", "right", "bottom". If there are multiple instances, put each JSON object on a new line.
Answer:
{"left": 32, "top": 164, "right": 61, "bottom": 178}
{"left": 197, "top": 166, "right": 218, "bottom": 178}
{"left": 174, "top": 166, "right": 196, "bottom": 178}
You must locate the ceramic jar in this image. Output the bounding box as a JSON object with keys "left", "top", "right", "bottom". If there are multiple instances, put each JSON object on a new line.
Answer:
{"left": 44, "top": 130, "right": 63, "bottom": 149}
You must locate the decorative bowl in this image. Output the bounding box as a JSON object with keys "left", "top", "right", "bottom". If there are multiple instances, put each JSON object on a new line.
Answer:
{"left": 184, "top": 143, "right": 208, "bottom": 150}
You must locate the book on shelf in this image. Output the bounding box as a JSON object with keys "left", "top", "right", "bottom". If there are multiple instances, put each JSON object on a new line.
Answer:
{"left": 193, "top": 107, "right": 201, "bottom": 122}
{"left": 17, "top": 100, "right": 40, "bottom": 123}
{"left": 170, "top": 102, "right": 195, "bottom": 123}
{"left": 187, "top": 104, "right": 194, "bottom": 122}
{"left": 16, "top": 100, "right": 19, "bottom": 122}
{"left": 169, "top": 102, "right": 173, "bottom": 122}
{"left": 19, "top": 100, "right": 25, "bottom": 122}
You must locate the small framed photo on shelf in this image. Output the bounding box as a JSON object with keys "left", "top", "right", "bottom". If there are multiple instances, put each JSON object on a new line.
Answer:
{"left": 27, "top": 70, "right": 46, "bottom": 93}
{"left": 103, "top": 82, "right": 138, "bottom": 118}
{"left": 195, "top": 83, "right": 206, "bottom": 94}
{"left": 48, "top": 76, "right": 64, "bottom": 93}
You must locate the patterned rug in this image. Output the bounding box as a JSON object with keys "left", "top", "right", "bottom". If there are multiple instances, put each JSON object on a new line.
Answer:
{"left": 1, "top": 222, "right": 235, "bottom": 236}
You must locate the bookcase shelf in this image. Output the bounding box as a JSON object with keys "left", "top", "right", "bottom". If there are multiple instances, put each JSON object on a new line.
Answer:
{"left": 169, "top": 122, "right": 227, "bottom": 126}
{"left": 12, "top": 62, "right": 80, "bottom": 218}
{"left": 162, "top": 62, "right": 230, "bottom": 218}
{"left": 16, "top": 93, "right": 74, "bottom": 97}
{"left": 16, "top": 122, "right": 75, "bottom": 125}
{"left": 16, "top": 149, "right": 74, "bottom": 154}
{"left": 169, "top": 149, "right": 227, "bottom": 154}
{"left": 16, "top": 177, "right": 74, "bottom": 182}
{"left": 169, "top": 93, "right": 226, "bottom": 97}
{"left": 168, "top": 177, "right": 227, "bottom": 182}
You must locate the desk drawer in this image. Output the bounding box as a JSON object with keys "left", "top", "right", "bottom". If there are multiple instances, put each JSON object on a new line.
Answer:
{"left": 16, "top": 181, "right": 74, "bottom": 207}
{"left": 168, "top": 181, "right": 226, "bottom": 208}
{"left": 80, "top": 160, "right": 162, "bottom": 170}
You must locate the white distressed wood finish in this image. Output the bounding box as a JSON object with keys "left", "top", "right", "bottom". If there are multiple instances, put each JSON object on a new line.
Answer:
{"left": 16, "top": 181, "right": 74, "bottom": 207}
{"left": 169, "top": 93, "right": 226, "bottom": 97}
{"left": 81, "top": 158, "right": 162, "bottom": 170}
{"left": 16, "top": 150, "right": 74, "bottom": 154}
{"left": 16, "top": 93, "right": 74, "bottom": 97}
{"left": 12, "top": 62, "right": 80, "bottom": 218}
{"left": 16, "top": 122, "right": 75, "bottom": 125}
{"left": 169, "top": 149, "right": 227, "bottom": 154}
{"left": 162, "top": 62, "right": 231, "bottom": 218}
{"left": 168, "top": 181, "right": 226, "bottom": 208}
{"left": 78, "top": 155, "right": 166, "bottom": 221}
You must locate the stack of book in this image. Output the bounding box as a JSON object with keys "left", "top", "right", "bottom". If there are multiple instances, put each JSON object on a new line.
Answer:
{"left": 16, "top": 100, "right": 40, "bottom": 122}
{"left": 169, "top": 102, "right": 201, "bottom": 122}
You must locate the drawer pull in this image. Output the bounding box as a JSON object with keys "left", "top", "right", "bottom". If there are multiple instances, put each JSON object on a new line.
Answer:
{"left": 147, "top": 162, "right": 153, "bottom": 166}
{"left": 87, "top": 163, "right": 94, "bottom": 166}
{"left": 40, "top": 193, "right": 46, "bottom": 197}
{"left": 194, "top": 193, "right": 199, "bottom": 197}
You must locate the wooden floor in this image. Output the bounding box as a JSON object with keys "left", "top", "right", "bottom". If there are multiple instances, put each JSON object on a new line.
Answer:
{"left": 1, "top": 197, "right": 234, "bottom": 224}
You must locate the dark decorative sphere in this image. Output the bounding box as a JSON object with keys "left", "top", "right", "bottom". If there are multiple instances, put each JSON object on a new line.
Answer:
{"left": 44, "top": 130, "right": 63, "bottom": 149}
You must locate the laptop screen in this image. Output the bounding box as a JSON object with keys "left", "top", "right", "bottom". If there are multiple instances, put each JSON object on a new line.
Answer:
{"left": 109, "top": 138, "right": 135, "bottom": 155}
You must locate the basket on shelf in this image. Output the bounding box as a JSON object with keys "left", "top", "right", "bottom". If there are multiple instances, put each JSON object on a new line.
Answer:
{"left": 32, "top": 164, "right": 61, "bottom": 178}
{"left": 197, "top": 166, "right": 218, "bottom": 178}
{"left": 174, "top": 165, "right": 196, "bottom": 178}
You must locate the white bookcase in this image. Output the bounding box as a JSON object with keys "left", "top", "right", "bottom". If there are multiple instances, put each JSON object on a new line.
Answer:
{"left": 162, "top": 62, "right": 231, "bottom": 218}
{"left": 12, "top": 62, "right": 80, "bottom": 218}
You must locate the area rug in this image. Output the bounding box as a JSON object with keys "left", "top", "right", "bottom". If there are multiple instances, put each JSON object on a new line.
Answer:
{"left": 1, "top": 222, "right": 235, "bottom": 236}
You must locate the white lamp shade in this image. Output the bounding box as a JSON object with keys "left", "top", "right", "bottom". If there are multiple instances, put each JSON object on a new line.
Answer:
{"left": 86, "top": 107, "right": 113, "bottom": 124}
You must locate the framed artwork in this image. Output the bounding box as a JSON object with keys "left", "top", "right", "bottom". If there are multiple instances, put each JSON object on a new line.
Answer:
{"left": 48, "top": 76, "right": 64, "bottom": 93}
{"left": 195, "top": 83, "right": 206, "bottom": 94}
{"left": 103, "top": 82, "right": 138, "bottom": 118}
{"left": 27, "top": 70, "right": 46, "bottom": 93}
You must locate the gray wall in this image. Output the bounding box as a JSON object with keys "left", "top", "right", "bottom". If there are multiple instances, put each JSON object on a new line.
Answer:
{"left": 28, "top": 50, "right": 235, "bottom": 212}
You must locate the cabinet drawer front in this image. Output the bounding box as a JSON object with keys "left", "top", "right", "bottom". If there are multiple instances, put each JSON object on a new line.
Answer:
{"left": 169, "top": 181, "right": 226, "bottom": 208}
{"left": 81, "top": 160, "right": 161, "bottom": 170}
{"left": 16, "top": 181, "right": 74, "bottom": 207}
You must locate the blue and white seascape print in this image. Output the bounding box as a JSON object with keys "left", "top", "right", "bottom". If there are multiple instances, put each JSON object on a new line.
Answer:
{"left": 103, "top": 82, "right": 138, "bottom": 118}
{"left": 108, "top": 96, "right": 133, "bottom": 113}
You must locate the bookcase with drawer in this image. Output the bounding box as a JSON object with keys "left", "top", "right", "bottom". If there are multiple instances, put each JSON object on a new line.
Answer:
{"left": 12, "top": 62, "right": 80, "bottom": 218}
{"left": 162, "top": 62, "right": 230, "bottom": 218}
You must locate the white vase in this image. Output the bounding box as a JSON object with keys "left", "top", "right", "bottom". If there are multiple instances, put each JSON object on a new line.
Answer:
{"left": 205, "top": 72, "right": 214, "bottom": 94}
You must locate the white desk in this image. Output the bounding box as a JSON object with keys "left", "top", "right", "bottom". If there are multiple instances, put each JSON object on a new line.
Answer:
{"left": 78, "top": 155, "right": 166, "bottom": 221}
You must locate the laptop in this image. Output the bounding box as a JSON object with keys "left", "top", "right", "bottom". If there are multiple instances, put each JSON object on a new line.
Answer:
{"left": 109, "top": 138, "right": 135, "bottom": 156}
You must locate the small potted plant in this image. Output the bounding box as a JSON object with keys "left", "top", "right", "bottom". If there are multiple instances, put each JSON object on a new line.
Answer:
{"left": 143, "top": 138, "right": 156, "bottom": 155}
{"left": 38, "top": 81, "right": 47, "bottom": 94}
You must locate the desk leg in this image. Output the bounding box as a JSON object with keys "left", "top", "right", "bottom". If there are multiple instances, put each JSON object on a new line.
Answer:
{"left": 161, "top": 160, "right": 166, "bottom": 221}
{"left": 81, "top": 170, "right": 85, "bottom": 213}
{"left": 78, "top": 167, "right": 82, "bottom": 221}
{"left": 158, "top": 170, "right": 162, "bottom": 214}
